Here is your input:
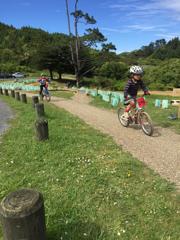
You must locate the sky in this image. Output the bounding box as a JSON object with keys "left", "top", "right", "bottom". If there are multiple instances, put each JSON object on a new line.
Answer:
{"left": 1, "top": 0, "right": 180, "bottom": 53}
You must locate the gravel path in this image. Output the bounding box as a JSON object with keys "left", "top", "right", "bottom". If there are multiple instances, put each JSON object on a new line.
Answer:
{"left": 0, "top": 99, "right": 13, "bottom": 138}
{"left": 50, "top": 93, "right": 180, "bottom": 188}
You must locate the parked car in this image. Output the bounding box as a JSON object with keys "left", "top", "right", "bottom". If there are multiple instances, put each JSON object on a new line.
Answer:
{"left": 0, "top": 72, "right": 12, "bottom": 79}
{"left": 12, "top": 72, "right": 25, "bottom": 78}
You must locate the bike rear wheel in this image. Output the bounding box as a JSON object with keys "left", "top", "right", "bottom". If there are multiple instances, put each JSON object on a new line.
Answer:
{"left": 118, "top": 107, "right": 129, "bottom": 127}
{"left": 139, "top": 111, "right": 153, "bottom": 136}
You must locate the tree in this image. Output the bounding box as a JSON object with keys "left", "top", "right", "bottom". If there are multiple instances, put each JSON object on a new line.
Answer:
{"left": 65, "top": 0, "right": 107, "bottom": 87}
{"left": 98, "top": 62, "right": 127, "bottom": 80}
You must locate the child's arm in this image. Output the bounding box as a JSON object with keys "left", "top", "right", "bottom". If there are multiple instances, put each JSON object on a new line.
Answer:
{"left": 140, "top": 80, "right": 150, "bottom": 95}
{"left": 124, "top": 80, "right": 131, "bottom": 99}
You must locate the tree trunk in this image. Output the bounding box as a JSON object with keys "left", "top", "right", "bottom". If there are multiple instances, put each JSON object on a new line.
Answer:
{"left": 0, "top": 189, "right": 46, "bottom": 240}
{"left": 65, "top": 0, "right": 80, "bottom": 88}
{"left": 49, "top": 69, "right": 53, "bottom": 80}
{"left": 21, "top": 94, "right": 27, "bottom": 103}
{"left": 65, "top": 0, "right": 76, "bottom": 77}
{"left": 0, "top": 88, "right": 3, "bottom": 95}
{"left": 32, "top": 96, "right": 39, "bottom": 108}
{"left": 74, "top": 0, "right": 80, "bottom": 88}
{"left": 35, "top": 119, "right": 49, "bottom": 141}
{"left": 58, "top": 72, "right": 62, "bottom": 80}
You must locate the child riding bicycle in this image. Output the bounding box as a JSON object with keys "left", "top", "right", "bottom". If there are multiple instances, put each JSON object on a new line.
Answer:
{"left": 37, "top": 73, "right": 50, "bottom": 96}
{"left": 123, "top": 66, "right": 150, "bottom": 120}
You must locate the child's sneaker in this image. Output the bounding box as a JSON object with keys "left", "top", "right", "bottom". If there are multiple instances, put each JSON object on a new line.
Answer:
{"left": 122, "top": 112, "right": 129, "bottom": 121}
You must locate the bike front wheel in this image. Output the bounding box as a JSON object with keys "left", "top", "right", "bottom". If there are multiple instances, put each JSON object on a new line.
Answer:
{"left": 139, "top": 111, "right": 154, "bottom": 136}
{"left": 118, "top": 107, "right": 129, "bottom": 127}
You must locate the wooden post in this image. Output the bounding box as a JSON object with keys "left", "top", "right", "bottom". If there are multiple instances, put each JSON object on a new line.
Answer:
{"left": 15, "top": 92, "right": 20, "bottom": 101}
{"left": 0, "top": 88, "right": 3, "bottom": 95}
{"left": 11, "top": 90, "right": 15, "bottom": 98}
{"left": 178, "top": 104, "right": 180, "bottom": 119}
{"left": 21, "top": 93, "right": 27, "bottom": 103}
{"left": 32, "top": 96, "right": 39, "bottom": 108}
{"left": 36, "top": 103, "right": 45, "bottom": 118}
{"left": 0, "top": 189, "right": 46, "bottom": 240}
{"left": 40, "top": 94, "right": 44, "bottom": 101}
{"left": 35, "top": 119, "right": 49, "bottom": 141}
{"left": 4, "top": 89, "right": 9, "bottom": 96}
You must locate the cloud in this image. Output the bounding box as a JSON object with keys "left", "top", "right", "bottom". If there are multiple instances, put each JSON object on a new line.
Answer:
{"left": 109, "top": 0, "right": 180, "bottom": 18}
{"left": 126, "top": 24, "right": 169, "bottom": 33}
{"left": 100, "top": 27, "right": 128, "bottom": 33}
{"left": 156, "top": 33, "right": 180, "bottom": 40}
{"left": 127, "top": 24, "right": 156, "bottom": 31}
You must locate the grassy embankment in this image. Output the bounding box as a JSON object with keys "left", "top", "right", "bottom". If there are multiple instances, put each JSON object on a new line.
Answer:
{"left": 0, "top": 95, "right": 179, "bottom": 240}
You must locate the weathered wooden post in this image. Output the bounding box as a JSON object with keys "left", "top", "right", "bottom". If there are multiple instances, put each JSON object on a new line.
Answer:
{"left": 4, "top": 89, "right": 9, "bottom": 96}
{"left": 0, "top": 189, "right": 46, "bottom": 240}
{"left": 10, "top": 90, "right": 15, "bottom": 98}
{"left": 178, "top": 104, "right": 180, "bottom": 119}
{"left": 21, "top": 93, "right": 27, "bottom": 103}
{"left": 0, "top": 88, "right": 3, "bottom": 95}
{"left": 32, "top": 96, "right": 39, "bottom": 108}
{"left": 15, "top": 92, "right": 21, "bottom": 101}
{"left": 35, "top": 119, "right": 49, "bottom": 141}
{"left": 36, "top": 103, "right": 45, "bottom": 118}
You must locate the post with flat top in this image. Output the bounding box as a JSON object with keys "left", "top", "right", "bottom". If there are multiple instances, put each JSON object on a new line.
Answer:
{"left": 4, "top": 89, "right": 9, "bottom": 96}
{"left": 35, "top": 118, "right": 49, "bottom": 141}
{"left": 0, "top": 189, "right": 46, "bottom": 240}
{"left": 11, "top": 90, "right": 15, "bottom": 98}
{"left": 21, "top": 93, "right": 27, "bottom": 103}
{"left": 15, "top": 92, "right": 20, "bottom": 101}
{"left": 36, "top": 103, "right": 45, "bottom": 118}
{"left": 178, "top": 104, "right": 180, "bottom": 119}
{"left": 32, "top": 96, "right": 39, "bottom": 108}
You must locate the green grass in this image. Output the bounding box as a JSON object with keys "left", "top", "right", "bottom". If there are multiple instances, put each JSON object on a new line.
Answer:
{"left": 91, "top": 95, "right": 180, "bottom": 134}
{"left": 0, "top": 95, "right": 180, "bottom": 240}
{"left": 51, "top": 90, "right": 75, "bottom": 99}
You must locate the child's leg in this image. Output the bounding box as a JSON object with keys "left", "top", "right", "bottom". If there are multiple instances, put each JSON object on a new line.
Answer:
{"left": 125, "top": 100, "right": 135, "bottom": 112}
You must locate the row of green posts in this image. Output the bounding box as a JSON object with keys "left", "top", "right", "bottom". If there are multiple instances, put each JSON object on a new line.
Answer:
{"left": 80, "top": 87, "right": 171, "bottom": 109}
{"left": 79, "top": 87, "right": 124, "bottom": 107}
{"left": 155, "top": 99, "right": 169, "bottom": 109}
{"left": 0, "top": 79, "right": 39, "bottom": 92}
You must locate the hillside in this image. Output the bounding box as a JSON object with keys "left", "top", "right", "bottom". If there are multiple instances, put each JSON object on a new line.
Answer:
{"left": 0, "top": 22, "right": 180, "bottom": 89}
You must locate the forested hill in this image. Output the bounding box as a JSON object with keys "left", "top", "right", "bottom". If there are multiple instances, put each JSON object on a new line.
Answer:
{"left": 0, "top": 22, "right": 180, "bottom": 89}
{"left": 0, "top": 22, "right": 71, "bottom": 78}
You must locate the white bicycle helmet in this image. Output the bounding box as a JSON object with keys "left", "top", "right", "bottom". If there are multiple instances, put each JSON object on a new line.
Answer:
{"left": 130, "top": 65, "right": 143, "bottom": 75}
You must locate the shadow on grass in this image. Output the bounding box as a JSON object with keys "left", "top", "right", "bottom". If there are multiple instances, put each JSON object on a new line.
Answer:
{"left": 47, "top": 221, "right": 105, "bottom": 240}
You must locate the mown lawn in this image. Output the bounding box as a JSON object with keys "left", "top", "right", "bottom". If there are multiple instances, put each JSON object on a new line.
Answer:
{"left": 90, "top": 94, "right": 180, "bottom": 134}
{"left": 0, "top": 95, "right": 180, "bottom": 240}
{"left": 51, "top": 90, "right": 75, "bottom": 99}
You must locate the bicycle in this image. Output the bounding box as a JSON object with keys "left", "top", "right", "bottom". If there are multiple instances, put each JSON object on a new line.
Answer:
{"left": 41, "top": 87, "right": 51, "bottom": 102}
{"left": 118, "top": 96, "right": 154, "bottom": 136}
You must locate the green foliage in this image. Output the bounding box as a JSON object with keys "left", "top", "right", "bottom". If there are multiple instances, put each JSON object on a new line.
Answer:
{"left": 0, "top": 22, "right": 72, "bottom": 76}
{"left": 97, "top": 62, "right": 128, "bottom": 80}
{"left": 0, "top": 96, "right": 180, "bottom": 239}
{"left": 143, "top": 58, "right": 180, "bottom": 89}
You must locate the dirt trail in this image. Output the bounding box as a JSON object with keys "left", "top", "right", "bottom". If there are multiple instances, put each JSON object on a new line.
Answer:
{"left": 50, "top": 92, "right": 180, "bottom": 188}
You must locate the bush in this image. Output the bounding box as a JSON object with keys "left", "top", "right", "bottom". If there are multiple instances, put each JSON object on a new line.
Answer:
{"left": 97, "top": 61, "right": 128, "bottom": 80}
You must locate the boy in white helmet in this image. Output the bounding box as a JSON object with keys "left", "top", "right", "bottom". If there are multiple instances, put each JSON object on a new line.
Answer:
{"left": 123, "top": 66, "right": 150, "bottom": 120}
